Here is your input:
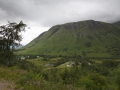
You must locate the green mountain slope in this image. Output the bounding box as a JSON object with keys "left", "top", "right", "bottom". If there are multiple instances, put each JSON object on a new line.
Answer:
{"left": 113, "top": 21, "right": 120, "bottom": 29}
{"left": 17, "top": 20, "right": 120, "bottom": 57}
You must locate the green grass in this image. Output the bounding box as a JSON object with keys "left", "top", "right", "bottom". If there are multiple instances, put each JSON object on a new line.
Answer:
{"left": 17, "top": 20, "right": 120, "bottom": 57}
{"left": 28, "top": 59, "right": 54, "bottom": 69}
{"left": 0, "top": 59, "right": 79, "bottom": 90}
{"left": 1, "top": 57, "right": 120, "bottom": 90}
{"left": 27, "top": 57, "right": 62, "bottom": 69}
{"left": 57, "top": 62, "right": 70, "bottom": 68}
{"left": 91, "top": 59, "right": 102, "bottom": 64}
{"left": 0, "top": 66, "right": 28, "bottom": 89}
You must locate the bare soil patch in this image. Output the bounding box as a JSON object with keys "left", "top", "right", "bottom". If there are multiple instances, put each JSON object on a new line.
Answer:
{"left": 0, "top": 79, "right": 15, "bottom": 90}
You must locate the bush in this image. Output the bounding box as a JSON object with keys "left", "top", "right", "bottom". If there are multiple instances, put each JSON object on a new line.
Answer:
{"left": 84, "top": 42, "right": 91, "bottom": 47}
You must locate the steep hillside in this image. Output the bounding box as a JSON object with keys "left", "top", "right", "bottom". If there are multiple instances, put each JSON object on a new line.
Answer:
{"left": 17, "top": 20, "right": 120, "bottom": 57}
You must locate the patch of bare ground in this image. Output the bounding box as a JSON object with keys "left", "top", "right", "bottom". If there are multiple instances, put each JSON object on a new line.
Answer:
{"left": 0, "top": 79, "right": 15, "bottom": 90}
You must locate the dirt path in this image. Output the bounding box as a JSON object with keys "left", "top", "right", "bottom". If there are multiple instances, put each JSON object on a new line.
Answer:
{"left": 0, "top": 79, "right": 15, "bottom": 90}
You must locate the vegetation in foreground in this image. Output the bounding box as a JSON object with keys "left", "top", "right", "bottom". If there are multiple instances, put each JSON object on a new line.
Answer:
{"left": 0, "top": 56, "right": 120, "bottom": 90}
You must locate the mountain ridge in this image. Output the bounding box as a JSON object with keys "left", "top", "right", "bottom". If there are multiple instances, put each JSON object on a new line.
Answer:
{"left": 18, "top": 20, "right": 120, "bottom": 57}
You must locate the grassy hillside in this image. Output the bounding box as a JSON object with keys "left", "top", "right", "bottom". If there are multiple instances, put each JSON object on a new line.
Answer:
{"left": 113, "top": 21, "right": 120, "bottom": 29}
{"left": 17, "top": 20, "right": 120, "bottom": 57}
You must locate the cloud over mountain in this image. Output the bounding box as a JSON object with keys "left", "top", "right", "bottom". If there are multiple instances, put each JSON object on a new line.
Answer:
{"left": 0, "top": 0, "right": 120, "bottom": 45}
{"left": 0, "top": 0, "right": 120, "bottom": 27}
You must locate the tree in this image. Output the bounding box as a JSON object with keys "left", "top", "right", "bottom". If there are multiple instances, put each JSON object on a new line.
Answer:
{"left": 0, "top": 21, "right": 26, "bottom": 66}
{"left": 82, "top": 51, "right": 86, "bottom": 60}
{"left": 107, "top": 41, "right": 120, "bottom": 59}
{"left": 84, "top": 42, "right": 91, "bottom": 47}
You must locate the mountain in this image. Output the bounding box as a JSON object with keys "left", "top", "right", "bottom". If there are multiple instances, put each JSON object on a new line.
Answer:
{"left": 17, "top": 20, "right": 120, "bottom": 57}
{"left": 113, "top": 21, "right": 120, "bottom": 29}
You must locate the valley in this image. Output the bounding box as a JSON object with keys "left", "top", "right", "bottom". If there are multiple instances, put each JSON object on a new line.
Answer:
{"left": 0, "top": 55, "right": 120, "bottom": 90}
{"left": 0, "top": 20, "right": 120, "bottom": 90}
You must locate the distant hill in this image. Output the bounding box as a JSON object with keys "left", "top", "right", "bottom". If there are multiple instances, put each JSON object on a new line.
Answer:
{"left": 17, "top": 20, "right": 120, "bottom": 57}
{"left": 113, "top": 21, "right": 120, "bottom": 29}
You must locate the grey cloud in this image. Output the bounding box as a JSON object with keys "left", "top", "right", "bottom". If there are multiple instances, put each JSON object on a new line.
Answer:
{"left": 0, "top": 0, "right": 120, "bottom": 27}
{"left": 1, "top": 0, "right": 120, "bottom": 45}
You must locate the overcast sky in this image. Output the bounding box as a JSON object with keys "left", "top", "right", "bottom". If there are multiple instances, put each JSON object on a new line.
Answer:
{"left": 0, "top": 0, "right": 120, "bottom": 45}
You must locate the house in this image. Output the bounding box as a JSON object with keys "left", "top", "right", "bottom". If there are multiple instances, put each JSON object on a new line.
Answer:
{"left": 21, "top": 56, "right": 25, "bottom": 60}
{"left": 67, "top": 61, "right": 75, "bottom": 67}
